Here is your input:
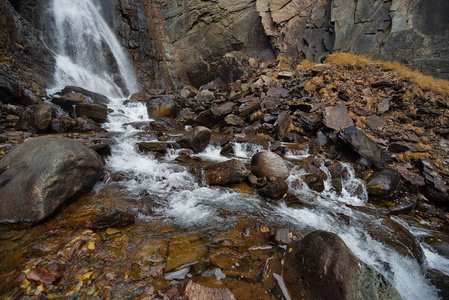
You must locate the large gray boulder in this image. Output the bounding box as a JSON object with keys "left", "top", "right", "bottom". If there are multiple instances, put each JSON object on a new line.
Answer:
{"left": 0, "top": 136, "right": 103, "bottom": 223}
{"left": 284, "top": 231, "right": 402, "bottom": 300}
{"left": 251, "top": 151, "right": 289, "bottom": 180}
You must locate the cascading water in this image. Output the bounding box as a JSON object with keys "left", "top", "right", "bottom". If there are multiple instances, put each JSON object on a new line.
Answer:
{"left": 38, "top": 1, "right": 448, "bottom": 299}
{"left": 44, "top": 0, "right": 139, "bottom": 98}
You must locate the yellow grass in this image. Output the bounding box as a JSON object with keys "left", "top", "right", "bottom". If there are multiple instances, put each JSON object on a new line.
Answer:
{"left": 295, "top": 59, "right": 315, "bottom": 72}
{"left": 325, "top": 52, "right": 449, "bottom": 98}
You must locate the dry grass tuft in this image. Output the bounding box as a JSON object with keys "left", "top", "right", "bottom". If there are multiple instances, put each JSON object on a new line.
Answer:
{"left": 295, "top": 59, "right": 315, "bottom": 72}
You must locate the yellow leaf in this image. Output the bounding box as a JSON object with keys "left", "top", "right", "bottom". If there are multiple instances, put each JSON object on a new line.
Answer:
{"left": 106, "top": 228, "right": 121, "bottom": 235}
{"left": 66, "top": 290, "right": 74, "bottom": 297}
{"left": 87, "top": 241, "right": 95, "bottom": 250}
{"left": 34, "top": 284, "right": 44, "bottom": 295}
{"left": 81, "top": 271, "right": 94, "bottom": 281}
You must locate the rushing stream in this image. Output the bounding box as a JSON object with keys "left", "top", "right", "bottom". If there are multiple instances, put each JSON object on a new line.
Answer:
{"left": 32, "top": 0, "right": 449, "bottom": 299}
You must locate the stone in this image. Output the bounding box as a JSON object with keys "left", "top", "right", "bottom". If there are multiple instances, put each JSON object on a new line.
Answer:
{"left": 211, "top": 102, "right": 236, "bottom": 119}
{"left": 76, "top": 103, "right": 108, "bottom": 123}
{"left": 165, "top": 280, "right": 236, "bottom": 300}
{"left": 138, "top": 142, "right": 175, "bottom": 156}
{"left": 366, "top": 168, "right": 401, "bottom": 197}
{"left": 52, "top": 92, "right": 85, "bottom": 106}
{"left": 202, "top": 159, "right": 248, "bottom": 186}
{"left": 177, "top": 126, "right": 212, "bottom": 153}
{"left": 0, "top": 136, "right": 102, "bottom": 223}
{"left": 365, "top": 115, "right": 386, "bottom": 131}
{"left": 390, "top": 141, "right": 429, "bottom": 153}
{"left": 26, "top": 267, "right": 61, "bottom": 285}
{"left": 283, "top": 231, "right": 401, "bottom": 300}
{"left": 74, "top": 117, "right": 105, "bottom": 132}
{"left": 417, "top": 158, "right": 448, "bottom": 204}
{"left": 339, "top": 126, "right": 392, "bottom": 168}
{"left": 61, "top": 86, "right": 109, "bottom": 105}
{"left": 377, "top": 99, "right": 390, "bottom": 114}
{"left": 251, "top": 151, "right": 289, "bottom": 180}
{"left": 50, "top": 116, "right": 76, "bottom": 133}
{"left": 258, "top": 178, "right": 288, "bottom": 200}
{"left": 236, "top": 100, "right": 261, "bottom": 117}
{"left": 146, "top": 95, "right": 179, "bottom": 118}
{"left": 148, "top": 117, "right": 183, "bottom": 132}
{"left": 396, "top": 165, "right": 425, "bottom": 187}
{"left": 390, "top": 194, "right": 418, "bottom": 215}
{"left": 89, "top": 209, "right": 135, "bottom": 230}
{"left": 302, "top": 174, "right": 325, "bottom": 193}
{"left": 274, "top": 111, "right": 291, "bottom": 141}
{"left": 0, "top": 69, "right": 21, "bottom": 104}
{"left": 166, "top": 234, "right": 207, "bottom": 272}
{"left": 323, "top": 106, "right": 354, "bottom": 130}
{"left": 294, "top": 111, "right": 322, "bottom": 131}
{"left": 15, "top": 104, "right": 52, "bottom": 133}
{"left": 224, "top": 114, "right": 245, "bottom": 126}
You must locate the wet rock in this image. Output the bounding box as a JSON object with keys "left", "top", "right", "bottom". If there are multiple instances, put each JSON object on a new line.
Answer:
{"left": 146, "top": 95, "right": 179, "bottom": 118}
{"left": 0, "top": 69, "right": 21, "bottom": 104}
{"left": 211, "top": 102, "right": 236, "bottom": 119}
{"left": 210, "top": 247, "right": 244, "bottom": 270}
{"left": 236, "top": 100, "right": 260, "bottom": 117}
{"left": 138, "top": 142, "right": 176, "bottom": 156}
{"left": 50, "top": 116, "right": 76, "bottom": 133}
{"left": 284, "top": 231, "right": 401, "bottom": 300}
{"left": 396, "top": 165, "right": 425, "bottom": 187}
{"left": 323, "top": 106, "right": 354, "bottom": 130}
{"left": 165, "top": 279, "right": 235, "bottom": 300}
{"left": 366, "top": 168, "right": 401, "bottom": 197}
{"left": 224, "top": 114, "right": 245, "bottom": 126}
{"left": 26, "top": 267, "right": 61, "bottom": 285}
{"left": 177, "top": 126, "right": 212, "bottom": 153}
{"left": 0, "top": 136, "right": 102, "bottom": 223}
{"left": 89, "top": 209, "right": 135, "bottom": 230}
{"left": 15, "top": 104, "right": 52, "bottom": 133}
{"left": 272, "top": 228, "right": 292, "bottom": 245}
{"left": 74, "top": 117, "right": 105, "bottom": 132}
{"left": 417, "top": 158, "right": 448, "bottom": 204}
{"left": 52, "top": 92, "right": 85, "bottom": 106}
{"left": 149, "top": 117, "right": 183, "bottom": 132}
{"left": 90, "top": 143, "right": 112, "bottom": 157}
{"left": 202, "top": 159, "right": 248, "bottom": 186}
{"left": 76, "top": 103, "right": 108, "bottom": 123}
{"left": 258, "top": 178, "right": 288, "bottom": 200}
{"left": 61, "top": 86, "right": 109, "bottom": 105}
{"left": 390, "top": 194, "right": 418, "bottom": 215}
{"left": 302, "top": 174, "right": 325, "bottom": 193}
{"left": 251, "top": 151, "right": 289, "bottom": 180}
{"left": 275, "top": 111, "right": 291, "bottom": 141}
{"left": 166, "top": 234, "right": 207, "bottom": 272}
{"left": 339, "top": 126, "right": 392, "bottom": 168}
{"left": 327, "top": 163, "right": 343, "bottom": 194}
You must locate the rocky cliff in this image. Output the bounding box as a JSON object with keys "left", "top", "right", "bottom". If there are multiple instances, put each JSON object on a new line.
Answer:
{"left": 155, "top": 0, "right": 449, "bottom": 86}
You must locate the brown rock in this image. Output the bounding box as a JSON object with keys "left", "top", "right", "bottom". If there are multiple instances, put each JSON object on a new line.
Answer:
{"left": 275, "top": 111, "right": 291, "bottom": 141}
{"left": 365, "top": 115, "right": 386, "bottom": 131}
{"left": 15, "top": 104, "right": 52, "bottom": 133}
{"left": 177, "top": 126, "right": 212, "bottom": 153}
{"left": 89, "top": 209, "right": 135, "bottom": 230}
{"left": 258, "top": 178, "right": 288, "bottom": 199}
{"left": 366, "top": 168, "right": 401, "bottom": 197}
{"left": 251, "top": 151, "right": 289, "bottom": 180}
{"left": 202, "top": 159, "right": 248, "bottom": 186}
{"left": 76, "top": 103, "right": 108, "bottom": 123}
{"left": 50, "top": 116, "right": 76, "bottom": 133}
{"left": 146, "top": 95, "right": 179, "bottom": 118}
{"left": 165, "top": 280, "right": 235, "bottom": 300}
{"left": 166, "top": 234, "right": 207, "bottom": 272}
{"left": 323, "top": 106, "right": 354, "bottom": 130}
{"left": 26, "top": 267, "right": 61, "bottom": 285}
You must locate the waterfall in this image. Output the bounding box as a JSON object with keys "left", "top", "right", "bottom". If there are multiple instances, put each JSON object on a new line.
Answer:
{"left": 45, "top": 0, "right": 139, "bottom": 98}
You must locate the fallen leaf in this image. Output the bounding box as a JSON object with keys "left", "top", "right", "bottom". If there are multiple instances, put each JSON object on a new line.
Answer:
{"left": 106, "top": 228, "right": 121, "bottom": 235}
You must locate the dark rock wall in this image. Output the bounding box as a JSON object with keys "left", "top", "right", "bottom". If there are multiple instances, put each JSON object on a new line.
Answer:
{"left": 257, "top": 0, "right": 449, "bottom": 79}
{"left": 155, "top": 0, "right": 274, "bottom": 87}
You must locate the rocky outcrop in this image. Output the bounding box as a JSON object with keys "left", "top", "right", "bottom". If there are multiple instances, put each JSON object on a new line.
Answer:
{"left": 154, "top": 0, "right": 273, "bottom": 86}
{"left": 0, "top": 136, "right": 103, "bottom": 223}
{"left": 256, "top": 0, "right": 449, "bottom": 79}
{"left": 284, "top": 231, "right": 402, "bottom": 300}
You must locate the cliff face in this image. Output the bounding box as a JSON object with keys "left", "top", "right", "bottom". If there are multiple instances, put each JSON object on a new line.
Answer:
{"left": 257, "top": 0, "right": 449, "bottom": 79}
{"left": 156, "top": 0, "right": 449, "bottom": 84}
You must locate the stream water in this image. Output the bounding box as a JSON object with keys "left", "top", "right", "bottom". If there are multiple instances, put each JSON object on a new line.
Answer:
{"left": 34, "top": 0, "right": 449, "bottom": 299}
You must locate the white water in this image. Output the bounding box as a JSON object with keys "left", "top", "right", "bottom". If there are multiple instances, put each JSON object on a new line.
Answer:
{"left": 45, "top": 2, "right": 448, "bottom": 299}
{"left": 46, "top": 0, "right": 139, "bottom": 98}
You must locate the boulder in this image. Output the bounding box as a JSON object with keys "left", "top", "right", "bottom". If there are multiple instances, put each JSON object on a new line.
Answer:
{"left": 73, "top": 117, "right": 105, "bottom": 132}
{"left": 294, "top": 111, "right": 322, "bottom": 131}
{"left": 0, "top": 136, "right": 102, "bottom": 223}
{"left": 251, "top": 151, "right": 289, "bottom": 180}
{"left": 202, "top": 159, "right": 248, "bottom": 186}
{"left": 0, "top": 69, "right": 22, "bottom": 104}
{"left": 284, "top": 231, "right": 402, "bottom": 300}
{"left": 148, "top": 117, "right": 184, "bottom": 132}
{"left": 323, "top": 106, "right": 354, "bottom": 130}
{"left": 75, "top": 103, "right": 108, "bottom": 123}
{"left": 275, "top": 111, "right": 291, "bottom": 141}
{"left": 366, "top": 168, "right": 401, "bottom": 197}
{"left": 61, "top": 86, "right": 109, "bottom": 105}
{"left": 339, "top": 126, "right": 392, "bottom": 168}
{"left": 15, "top": 104, "right": 52, "bottom": 133}
{"left": 146, "top": 95, "right": 179, "bottom": 118}
{"left": 50, "top": 116, "right": 76, "bottom": 133}
{"left": 417, "top": 158, "right": 448, "bottom": 204}
{"left": 177, "top": 126, "right": 212, "bottom": 154}
{"left": 258, "top": 178, "right": 288, "bottom": 200}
